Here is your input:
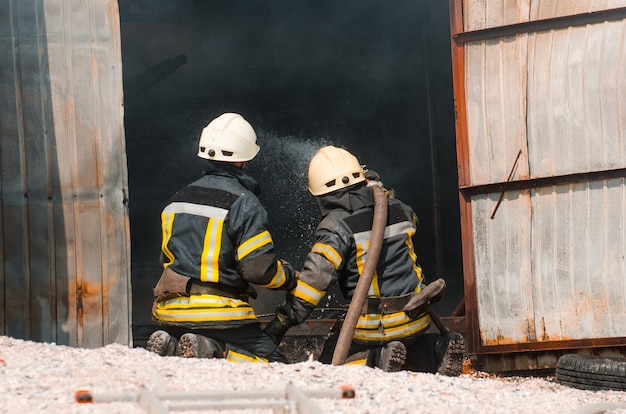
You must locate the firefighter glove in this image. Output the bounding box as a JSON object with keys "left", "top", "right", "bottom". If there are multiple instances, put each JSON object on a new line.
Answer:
{"left": 264, "top": 310, "right": 293, "bottom": 345}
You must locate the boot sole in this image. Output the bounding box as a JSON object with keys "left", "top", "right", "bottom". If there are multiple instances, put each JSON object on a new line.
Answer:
{"left": 176, "top": 334, "right": 200, "bottom": 358}
{"left": 176, "top": 333, "right": 222, "bottom": 358}
{"left": 379, "top": 341, "right": 407, "bottom": 372}
{"left": 146, "top": 331, "right": 178, "bottom": 356}
{"left": 437, "top": 333, "right": 465, "bottom": 376}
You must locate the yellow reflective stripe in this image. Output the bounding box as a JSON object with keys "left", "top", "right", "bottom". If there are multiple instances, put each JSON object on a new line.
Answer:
{"left": 415, "top": 266, "right": 423, "bottom": 284}
{"left": 154, "top": 308, "right": 257, "bottom": 322}
{"left": 353, "top": 313, "right": 430, "bottom": 342}
{"left": 355, "top": 243, "right": 366, "bottom": 274}
{"left": 404, "top": 235, "right": 423, "bottom": 284}
{"left": 293, "top": 280, "right": 324, "bottom": 306}
{"left": 311, "top": 243, "right": 342, "bottom": 268}
{"left": 237, "top": 231, "right": 272, "bottom": 260}
{"left": 346, "top": 358, "right": 367, "bottom": 366}
{"left": 355, "top": 243, "right": 378, "bottom": 296}
{"left": 160, "top": 295, "right": 251, "bottom": 307}
{"left": 200, "top": 218, "right": 223, "bottom": 282}
{"left": 161, "top": 212, "right": 175, "bottom": 267}
{"left": 153, "top": 295, "right": 256, "bottom": 322}
{"left": 371, "top": 272, "right": 381, "bottom": 297}
{"left": 260, "top": 260, "right": 286, "bottom": 288}
{"left": 226, "top": 350, "right": 269, "bottom": 364}
{"left": 357, "top": 312, "right": 412, "bottom": 329}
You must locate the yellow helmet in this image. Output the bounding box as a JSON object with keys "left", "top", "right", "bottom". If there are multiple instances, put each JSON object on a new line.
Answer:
{"left": 197, "top": 113, "right": 260, "bottom": 162}
{"left": 308, "top": 146, "right": 365, "bottom": 196}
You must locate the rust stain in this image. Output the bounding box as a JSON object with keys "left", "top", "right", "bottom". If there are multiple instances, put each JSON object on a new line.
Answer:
{"left": 67, "top": 276, "right": 117, "bottom": 328}
{"left": 541, "top": 317, "right": 549, "bottom": 341}
{"left": 525, "top": 318, "right": 537, "bottom": 342}
{"left": 481, "top": 328, "right": 508, "bottom": 346}
{"left": 481, "top": 321, "right": 575, "bottom": 346}
{"left": 481, "top": 290, "right": 614, "bottom": 347}
{"left": 462, "top": 357, "right": 475, "bottom": 375}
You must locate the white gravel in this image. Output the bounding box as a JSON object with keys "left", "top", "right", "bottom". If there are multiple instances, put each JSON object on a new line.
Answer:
{"left": 2, "top": 335, "right": 626, "bottom": 414}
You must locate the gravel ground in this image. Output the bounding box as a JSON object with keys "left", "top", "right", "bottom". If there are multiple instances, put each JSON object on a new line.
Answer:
{"left": 2, "top": 335, "right": 626, "bottom": 414}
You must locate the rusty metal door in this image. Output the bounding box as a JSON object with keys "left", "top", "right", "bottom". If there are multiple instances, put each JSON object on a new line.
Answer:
{"left": 450, "top": 0, "right": 626, "bottom": 357}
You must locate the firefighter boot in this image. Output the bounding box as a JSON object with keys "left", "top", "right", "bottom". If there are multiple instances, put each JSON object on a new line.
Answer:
{"left": 176, "top": 333, "right": 225, "bottom": 358}
{"left": 377, "top": 341, "right": 407, "bottom": 372}
{"left": 435, "top": 332, "right": 465, "bottom": 376}
{"left": 146, "top": 330, "right": 178, "bottom": 356}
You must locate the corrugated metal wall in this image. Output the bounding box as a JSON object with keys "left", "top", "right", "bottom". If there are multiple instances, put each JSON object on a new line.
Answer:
{"left": 0, "top": 0, "right": 131, "bottom": 347}
{"left": 451, "top": 0, "right": 626, "bottom": 356}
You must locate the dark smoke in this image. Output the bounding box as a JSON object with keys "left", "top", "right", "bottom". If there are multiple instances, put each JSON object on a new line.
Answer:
{"left": 121, "top": 0, "right": 463, "bottom": 327}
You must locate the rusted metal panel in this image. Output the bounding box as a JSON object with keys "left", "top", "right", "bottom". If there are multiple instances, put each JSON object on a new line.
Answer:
{"left": 464, "top": 0, "right": 626, "bottom": 31}
{"left": 465, "top": 0, "right": 531, "bottom": 31}
{"left": 0, "top": 0, "right": 131, "bottom": 347}
{"left": 472, "top": 192, "right": 534, "bottom": 345}
{"left": 527, "top": 20, "right": 626, "bottom": 176}
{"left": 531, "top": 181, "right": 626, "bottom": 341}
{"left": 451, "top": 0, "right": 626, "bottom": 358}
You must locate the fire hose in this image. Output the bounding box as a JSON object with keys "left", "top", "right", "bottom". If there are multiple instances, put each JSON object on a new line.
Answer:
{"left": 332, "top": 183, "right": 388, "bottom": 366}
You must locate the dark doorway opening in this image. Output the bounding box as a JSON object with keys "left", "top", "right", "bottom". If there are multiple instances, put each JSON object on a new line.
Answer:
{"left": 119, "top": 0, "right": 462, "bottom": 343}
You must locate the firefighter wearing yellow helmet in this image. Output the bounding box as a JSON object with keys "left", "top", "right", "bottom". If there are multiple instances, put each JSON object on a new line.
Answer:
{"left": 264, "top": 145, "right": 465, "bottom": 375}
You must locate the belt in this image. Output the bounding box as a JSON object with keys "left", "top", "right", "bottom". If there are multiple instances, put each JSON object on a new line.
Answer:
{"left": 187, "top": 279, "right": 241, "bottom": 299}
{"left": 360, "top": 293, "right": 413, "bottom": 315}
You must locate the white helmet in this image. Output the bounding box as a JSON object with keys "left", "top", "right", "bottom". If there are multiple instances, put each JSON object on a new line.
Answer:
{"left": 197, "top": 113, "right": 260, "bottom": 162}
{"left": 308, "top": 146, "right": 366, "bottom": 196}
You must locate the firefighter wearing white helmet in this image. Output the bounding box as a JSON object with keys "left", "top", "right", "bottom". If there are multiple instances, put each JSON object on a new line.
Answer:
{"left": 197, "top": 112, "right": 260, "bottom": 162}
{"left": 147, "top": 113, "right": 298, "bottom": 364}
{"left": 264, "top": 145, "right": 466, "bottom": 375}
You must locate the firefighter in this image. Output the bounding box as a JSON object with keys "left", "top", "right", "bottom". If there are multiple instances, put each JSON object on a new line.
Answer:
{"left": 264, "top": 145, "right": 465, "bottom": 374}
{"left": 146, "top": 113, "right": 298, "bottom": 363}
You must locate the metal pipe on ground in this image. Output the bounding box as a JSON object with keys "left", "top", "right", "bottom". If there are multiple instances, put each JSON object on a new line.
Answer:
{"left": 75, "top": 385, "right": 355, "bottom": 413}
{"left": 332, "top": 184, "right": 388, "bottom": 366}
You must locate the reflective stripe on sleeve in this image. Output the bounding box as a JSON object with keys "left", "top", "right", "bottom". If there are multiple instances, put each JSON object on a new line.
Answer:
{"left": 293, "top": 280, "right": 325, "bottom": 306}
{"left": 237, "top": 231, "right": 273, "bottom": 260}
{"left": 259, "top": 260, "right": 287, "bottom": 289}
{"left": 311, "top": 243, "right": 342, "bottom": 268}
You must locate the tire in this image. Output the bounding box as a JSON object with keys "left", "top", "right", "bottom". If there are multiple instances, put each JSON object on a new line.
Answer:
{"left": 556, "top": 354, "right": 626, "bottom": 391}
